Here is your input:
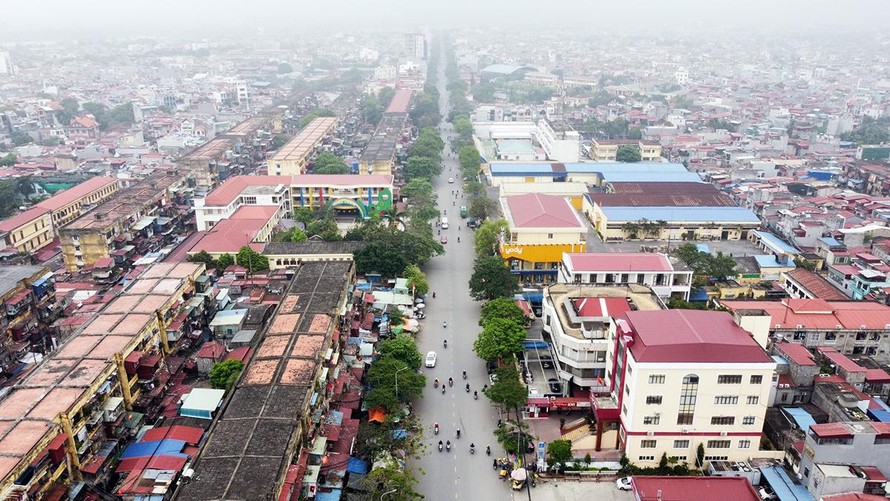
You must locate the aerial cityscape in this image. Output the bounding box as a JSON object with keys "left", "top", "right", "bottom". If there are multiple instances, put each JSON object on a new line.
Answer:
{"left": 1, "top": 1, "right": 890, "bottom": 500}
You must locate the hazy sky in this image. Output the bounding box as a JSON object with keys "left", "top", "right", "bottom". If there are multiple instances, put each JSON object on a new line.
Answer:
{"left": 1, "top": 0, "right": 888, "bottom": 41}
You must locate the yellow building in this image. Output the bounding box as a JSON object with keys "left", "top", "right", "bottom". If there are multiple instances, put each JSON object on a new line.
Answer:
{"left": 589, "top": 139, "right": 662, "bottom": 162}
{"left": 499, "top": 193, "right": 587, "bottom": 284}
{"left": 268, "top": 117, "right": 338, "bottom": 175}
{"left": 38, "top": 176, "right": 120, "bottom": 228}
{"left": 0, "top": 207, "right": 53, "bottom": 253}
{"left": 592, "top": 310, "right": 777, "bottom": 467}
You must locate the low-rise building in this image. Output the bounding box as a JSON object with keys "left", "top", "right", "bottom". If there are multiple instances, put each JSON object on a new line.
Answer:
{"left": 799, "top": 422, "right": 890, "bottom": 495}
{"left": 783, "top": 268, "right": 848, "bottom": 301}
{"left": 589, "top": 139, "right": 662, "bottom": 162}
{"left": 592, "top": 309, "right": 776, "bottom": 468}
{"left": 499, "top": 193, "right": 586, "bottom": 284}
{"left": 558, "top": 252, "right": 692, "bottom": 300}
{"left": 630, "top": 476, "right": 760, "bottom": 501}
{"left": 0, "top": 207, "right": 53, "bottom": 254}
{"left": 0, "top": 265, "right": 53, "bottom": 375}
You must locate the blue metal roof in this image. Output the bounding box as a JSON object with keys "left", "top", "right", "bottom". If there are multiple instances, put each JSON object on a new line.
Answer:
{"left": 601, "top": 206, "right": 760, "bottom": 223}
{"left": 347, "top": 457, "right": 369, "bottom": 474}
{"left": 489, "top": 163, "right": 557, "bottom": 176}
{"left": 818, "top": 236, "right": 843, "bottom": 247}
{"left": 783, "top": 407, "right": 817, "bottom": 433}
{"left": 754, "top": 255, "right": 796, "bottom": 269}
{"left": 753, "top": 230, "right": 800, "bottom": 255}
{"left": 563, "top": 162, "right": 689, "bottom": 174}
{"left": 598, "top": 172, "right": 705, "bottom": 183}
{"left": 760, "top": 466, "right": 815, "bottom": 501}
{"left": 315, "top": 488, "right": 343, "bottom": 501}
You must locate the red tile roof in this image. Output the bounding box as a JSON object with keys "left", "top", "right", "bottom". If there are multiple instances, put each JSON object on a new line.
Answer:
{"left": 0, "top": 206, "right": 50, "bottom": 233}
{"left": 817, "top": 347, "right": 865, "bottom": 374}
{"left": 785, "top": 268, "right": 848, "bottom": 300}
{"left": 203, "top": 175, "right": 290, "bottom": 206}
{"left": 504, "top": 193, "right": 583, "bottom": 229}
{"left": 36, "top": 177, "right": 118, "bottom": 211}
{"left": 774, "top": 342, "right": 817, "bottom": 366}
{"left": 188, "top": 220, "right": 265, "bottom": 254}
{"left": 230, "top": 205, "right": 279, "bottom": 220}
{"left": 618, "top": 310, "right": 772, "bottom": 364}
{"left": 632, "top": 476, "right": 760, "bottom": 501}
{"left": 723, "top": 298, "right": 890, "bottom": 330}
{"left": 385, "top": 89, "right": 413, "bottom": 114}
{"left": 565, "top": 252, "right": 673, "bottom": 272}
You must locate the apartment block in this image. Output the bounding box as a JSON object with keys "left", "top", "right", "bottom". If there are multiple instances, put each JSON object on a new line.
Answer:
{"left": 0, "top": 265, "right": 54, "bottom": 376}
{"left": 592, "top": 310, "right": 777, "bottom": 468}
{"left": 268, "top": 117, "right": 338, "bottom": 175}
{"left": 558, "top": 252, "right": 692, "bottom": 300}
{"left": 589, "top": 139, "right": 662, "bottom": 162}
{"left": 59, "top": 173, "right": 183, "bottom": 271}
{"left": 541, "top": 283, "right": 664, "bottom": 393}
{"left": 0, "top": 262, "right": 203, "bottom": 499}
{"left": 799, "top": 422, "right": 890, "bottom": 498}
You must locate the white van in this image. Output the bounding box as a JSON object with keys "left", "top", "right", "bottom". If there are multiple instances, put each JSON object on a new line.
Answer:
{"left": 441, "top": 217, "right": 449, "bottom": 229}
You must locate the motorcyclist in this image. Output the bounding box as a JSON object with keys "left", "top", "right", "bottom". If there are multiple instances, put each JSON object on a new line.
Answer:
{"left": 457, "top": 237, "right": 460, "bottom": 243}
{"left": 486, "top": 445, "right": 491, "bottom": 455}
{"left": 434, "top": 423, "right": 439, "bottom": 434}
{"left": 441, "top": 386, "right": 445, "bottom": 394}
{"left": 438, "top": 440, "right": 443, "bottom": 451}
{"left": 448, "top": 377, "right": 453, "bottom": 387}
{"left": 456, "top": 429, "right": 461, "bottom": 439}
{"left": 462, "top": 371, "right": 467, "bottom": 379}
{"left": 443, "top": 339, "right": 447, "bottom": 348}
{"left": 474, "top": 391, "right": 478, "bottom": 400}
{"left": 470, "top": 443, "right": 475, "bottom": 454}
{"left": 432, "top": 291, "right": 437, "bottom": 298}
{"left": 465, "top": 383, "right": 470, "bottom": 392}
{"left": 434, "top": 378, "right": 439, "bottom": 388}
{"left": 443, "top": 321, "right": 447, "bottom": 328}
{"left": 446, "top": 440, "right": 451, "bottom": 451}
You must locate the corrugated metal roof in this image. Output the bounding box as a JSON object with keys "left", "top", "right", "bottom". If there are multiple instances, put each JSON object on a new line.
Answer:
{"left": 601, "top": 206, "right": 760, "bottom": 223}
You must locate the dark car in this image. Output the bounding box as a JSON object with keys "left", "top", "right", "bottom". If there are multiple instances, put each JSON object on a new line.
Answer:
{"left": 547, "top": 378, "right": 562, "bottom": 393}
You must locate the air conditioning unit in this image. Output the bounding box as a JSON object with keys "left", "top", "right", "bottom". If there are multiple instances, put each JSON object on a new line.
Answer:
{"left": 796, "top": 324, "right": 803, "bottom": 329}
{"left": 780, "top": 384, "right": 789, "bottom": 389}
{"left": 720, "top": 431, "right": 728, "bottom": 437}
{"left": 819, "top": 374, "right": 831, "bottom": 378}
{"left": 775, "top": 324, "right": 782, "bottom": 329}
{"left": 681, "top": 428, "right": 690, "bottom": 434}
{"left": 647, "top": 431, "right": 655, "bottom": 436}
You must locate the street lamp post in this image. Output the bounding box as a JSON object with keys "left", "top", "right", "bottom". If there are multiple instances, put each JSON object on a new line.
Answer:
{"left": 394, "top": 366, "right": 408, "bottom": 398}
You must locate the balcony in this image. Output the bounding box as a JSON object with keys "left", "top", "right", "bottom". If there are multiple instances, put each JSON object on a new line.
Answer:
{"left": 590, "top": 393, "right": 620, "bottom": 422}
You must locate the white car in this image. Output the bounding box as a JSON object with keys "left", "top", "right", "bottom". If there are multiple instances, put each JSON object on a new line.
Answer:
{"left": 425, "top": 351, "right": 437, "bottom": 368}
{"left": 448, "top": 177, "right": 454, "bottom": 183}
{"left": 616, "top": 477, "right": 632, "bottom": 490}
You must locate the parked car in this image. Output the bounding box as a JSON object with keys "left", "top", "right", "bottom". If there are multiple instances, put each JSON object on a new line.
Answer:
{"left": 547, "top": 378, "right": 562, "bottom": 393}
{"left": 425, "top": 351, "right": 437, "bottom": 368}
{"left": 616, "top": 477, "right": 632, "bottom": 490}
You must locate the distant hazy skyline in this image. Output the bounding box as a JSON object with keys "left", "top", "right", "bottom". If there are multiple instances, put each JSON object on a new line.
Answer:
{"left": 1, "top": 0, "right": 888, "bottom": 42}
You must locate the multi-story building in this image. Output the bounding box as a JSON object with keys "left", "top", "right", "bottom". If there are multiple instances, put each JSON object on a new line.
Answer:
{"left": 499, "top": 193, "right": 587, "bottom": 284}
{"left": 799, "top": 422, "right": 890, "bottom": 498}
{"left": 0, "top": 177, "right": 120, "bottom": 254}
{"left": 721, "top": 298, "right": 890, "bottom": 362}
{"left": 268, "top": 117, "right": 338, "bottom": 176}
{"left": 0, "top": 265, "right": 54, "bottom": 375}
{"left": 0, "top": 262, "right": 203, "bottom": 499}
{"left": 558, "top": 252, "right": 692, "bottom": 301}
{"left": 591, "top": 310, "right": 776, "bottom": 467}
{"left": 541, "top": 283, "right": 664, "bottom": 394}
{"left": 589, "top": 139, "right": 662, "bottom": 162}
{"left": 59, "top": 173, "right": 182, "bottom": 271}
{"left": 176, "top": 137, "right": 233, "bottom": 192}
{"left": 359, "top": 91, "right": 412, "bottom": 176}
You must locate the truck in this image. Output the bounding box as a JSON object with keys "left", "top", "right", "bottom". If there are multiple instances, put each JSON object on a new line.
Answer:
{"left": 460, "top": 206, "right": 468, "bottom": 218}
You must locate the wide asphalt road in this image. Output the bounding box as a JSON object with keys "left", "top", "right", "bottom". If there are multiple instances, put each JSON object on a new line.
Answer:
{"left": 412, "top": 49, "right": 513, "bottom": 500}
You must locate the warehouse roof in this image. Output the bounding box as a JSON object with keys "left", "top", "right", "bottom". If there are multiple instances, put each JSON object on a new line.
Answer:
{"left": 599, "top": 205, "right": 760, "bottom": 223}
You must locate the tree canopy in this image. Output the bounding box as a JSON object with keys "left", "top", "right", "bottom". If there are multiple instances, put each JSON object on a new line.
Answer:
{"left": 364, "top": 357, "right": 425, "bottom": 415}
{"left": 469, "top": 256, "right": 517, "bottom": 301}
{"left": 209, "top": 360, "right": 244, "bottom": 390}
{"left": 473, "top": 318, "right": 526, "bottom": 362}
{"left": 353, "top": 223, "right": 443, "bottom": 277}
{"left": 484, "top": 365, "right": 529, "bottom": 410}
{"left": 674, "top": 243, "right": 737, "bottom": 281}
{"left": 840, "top": 116, "right": 890, "bottom": 145}
{"left": 616, "top": 144, "right": 642, "bottom": 162}
{"left": 271, "top": 227, "right": 308, "bottom": 243}
{"left": 82, "top": 101, "right": 134, "bottom": 130}
{"left": 236, "top": 246, "right": 269, "bottom": 272}
{"left": 313, "top": 151, "right": 350, "bottom": 174}
{"left": 468, "top": 196, "right": 497, "bottom": 221}
{"left": 473, "top": 219, "right": 508, "bottom": 257}
{"left": 377, "top": 334, "right": 423, "bottom": 370}
{"left": 480, "top": 297, "right": 526, "bottom": 327}
{"left": 547, "top": 439, "right": 574, "bottom": 469}
{"left": 405, "top": 156, "right": 441, "bottom": 181}
{"left": 401, "top": 178, "right": 435, "bottom": 201}
{"left": 404, "top": 264, "right": 429, "bottom": 296}
{"left": 359, "top": 465, "right": 423, "bottom": 501}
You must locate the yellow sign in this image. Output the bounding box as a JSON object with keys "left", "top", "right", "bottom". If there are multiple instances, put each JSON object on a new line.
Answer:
{"left": 499, "top": 243, "right": 586, "bottom": 262}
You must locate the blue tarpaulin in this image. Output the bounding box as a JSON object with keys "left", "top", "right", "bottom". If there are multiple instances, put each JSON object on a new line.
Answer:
{"left": 689, "top": 289, "right": 709, "bottom": 302}
{"left": 760, "top": 466, "right": 814, "bottom": 501}
{"left": 120, "top": 439, "right": 186, "bottom": 459}
{"left": 314, "top": 488, "right": 342, "bottom": 501}
{"left": 347, "top": 457, "right": 369, "bottom": 475}
{"left": 523, "top": 340, "right": 549, "bottom": 349}
{"left": 783, "top": 407, "right": 817, "bottom": 432}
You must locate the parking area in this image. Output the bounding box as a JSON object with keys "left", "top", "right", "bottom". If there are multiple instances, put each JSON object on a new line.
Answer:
{"left": 514, "top": 479, "right": 634, "bottom": 501}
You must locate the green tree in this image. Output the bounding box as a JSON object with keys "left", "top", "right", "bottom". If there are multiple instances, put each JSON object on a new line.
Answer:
{"left": 0, "top": 153, "right": 16, "bottom": 166}
{"left": 272, "top": 227, "right": 308, "bottom": 242}
{"left": 401, "top": 178, "right": 435, "bottom": 201}
{"left": 362, "top": 92, "right": 384, "bottom": 126}
{"left": 353, "top": 225, "right": 443, "bottom": 277}
{"left": 209, "top": 360, "right": 244, "bottom": 390}
{"left": 298, "top": 108, "right": 336, "bottom": 129}
{"left": 377, "top": 334, "right": 423, "bottom": 370}
{"left": 480, "top": 297, "right": 526, "bottom": 327}
{"left": 271, "top": 134, "right": 291, "bottom": 149}
{"left": 360, "top": 465, "right": 423, "bottom": 501}
{"left": 841, "top": 116, "right": 890, "bottom": 145}
{"left": 276, "top": 62, "right": 293, "bottom": 74}
{"left": 474, "top": 219, "right": 508, "bottom": 257}
{"left": 293, "top": 207, "right": 315, "bottom": 224}
{"left": 313, "top": 151, "right": 349, "bottom": 174}
{"left": 484, "top": 366, "right": 528, "bottom": 409}
{"left": 405, "top": 156, "right": 440, "bottom": 181}
{"left": 473, "top": 318, "right": 526, "bottom": 362}
{"left": 305, "top": 217, "right": 341, "bottom": 241}
{"left": 459, "top": 146, "right": 481, "bottom": 175}
{"left": 469, "top": 256, "right": 517, "bottom": 301}
{"left": 364, "top": 357, "right": 425, "bottom": 414}
{"left": 547, "top": 439, "right": 574, "bottom": 470}
{"left": 236, "top": 246, "right": 269, "bottom": 272}
{"left": 616, "top": 144, "right": 642, "bottom": 162}
{"left": 15, "top": 177, "right": 35, "bottom": 198}
{"left": 216, "top": 253, "right": 235, "bottom": 270}
{"left": 404, "top": 264, "right": 429, "bottom": 296}
{"left": 56, "top": 96, "right": 79, "bottom": 125}
{"left": 10, "top": 130, "right": 33, "bottom": 146}
{"left": 377, "top": 87, "right": 396, "bottom": 109}
{"left": 468, "top": 196, "right": 496, "bottom": 221}
{"left": 452, "top": 114, "right": 473, "bottom": 138}
{"left": 187, "top": 250, "right": 216, "bottom": 267}
{"left": 493, "top": 418, "right": 534, "bottom": 454}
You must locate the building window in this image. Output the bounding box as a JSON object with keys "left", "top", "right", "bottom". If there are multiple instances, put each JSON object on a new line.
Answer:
{"left": 640, "top": 440, "right": 657, "bottom": 449}
{"left": 677, "top": 374, "right": 698, "bottom": 425}
{"left": 673, "top": 440, "right": 690, "bottom": 449}
{"left": 711, "top": 416, "right": 735, "bottom": 426}
{"left": 717, "top": 375, "right": 743, "bottom": 384}
{"left": 825, "top": 332, "right": 837, "bottom": 341}
{"left": 646, "top": 396, "right": 662, "bottom": 405}
{"left": 714, "top": 396, "right": 738, "bottom": 405}
{"left": 638, "top": 455, "right": 655, "bottom": 461}
{"left": 705, "top": 455, "right": 729, "bottom": 461}
{"left": 707, "top": 440, "right": 731, "bottom": 449}
{"left": 649, "top": 374, "right": 665, "bottom": 384}
{"left": 739, "top": 440, "right": 751, "bottom": 448}
{"left": 874, "top": 435, "right": 890, "bottom": 445}
{"left": 625, "top": 385, "right": 630, "bottom": 396}
{"left": 750, "top": 375, "right": 763, "bottom": 384}
{"left": 742, "top": 416, "right": 756, "bottom": 425}
{"left": 670, "top": 456, "right": 688, "bottom": 462}
{"left": 622, "top": 404, "right": 627, "bottom": 416}
{"left": 746, "top": 396, "right": 759, "bottom": 405}
{"left": 643, "top": 415, "right": 660, "bottom": 425}
{"left": 547, "top": 233, "right": 554, "bottom": 239}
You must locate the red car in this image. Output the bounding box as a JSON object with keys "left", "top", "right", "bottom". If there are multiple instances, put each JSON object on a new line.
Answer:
{"left": 440, "top": 235, "right": 448, "bottom": 244}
